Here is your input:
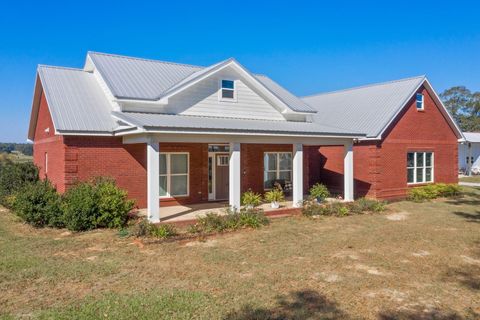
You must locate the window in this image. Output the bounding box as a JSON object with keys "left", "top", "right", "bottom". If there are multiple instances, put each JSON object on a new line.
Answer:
{"left": 416, "top": 93, "right": 424, "bottom": 110}
{"left": 407, "top": 152, "right": 433, "bottom": 184}
{"left": 264, "top": 152, "right": 292, "bottom": 189}
{"left": 217, "top": 155, "right": 229, "bottom": 166}
{"left": 159, "top": 153, "right": 189, "bottom": 197}
{"left": 220, "top": 79, "right": 235, "bottom": 100}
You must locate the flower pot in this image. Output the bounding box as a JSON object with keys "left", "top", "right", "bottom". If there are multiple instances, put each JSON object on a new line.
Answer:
{"left": 316, "top": 197, "right": 323, "bottom": 203}
{"left": 271, "top": 201, "right": 280, "bottom": 209}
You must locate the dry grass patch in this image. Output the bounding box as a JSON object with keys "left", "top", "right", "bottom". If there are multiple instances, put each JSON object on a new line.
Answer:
{"left": 1, "top": 188, "right": 480, "bottom": 319}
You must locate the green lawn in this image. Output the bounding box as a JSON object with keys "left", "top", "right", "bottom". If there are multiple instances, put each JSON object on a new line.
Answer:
{"left": 1, "top": 188, "right": 479, "bottom": 319}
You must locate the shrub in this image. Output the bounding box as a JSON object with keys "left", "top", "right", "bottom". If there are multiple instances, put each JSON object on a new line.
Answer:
{"left": 13, "top": 180, "right": 63, "bottom": 228}
{"left": 94, "top": 178, "right": 135, "bottom": 229}
{"left": 62, "top": 178, "right": 135, "bottom": 231}
{"left": 407, "top": 183, "right": 462, "bottom": 202}
{"left": 193, "top": 208, "right": 269, "bottom": 234}
{"left": 0, "top": 160, "right": 38, "bottom": 207}
{"left": 131, "top": 219, "right": 151, "bottom": 237}
{"left": 264, "top": 188, "right": 284, "bottom": 203}
{"left": 309, "top": 183, "right": 330, "bottom": 201}
{"left": 350, "top": 198, "right": 386, "bottom": 213}
{"left": 241, "top": 190, "right": 262, "bottom": 208}
{"left": 62, "top": 182, "right": 99, "bottom": 231}
{"left": 149, "top": 224, "right": 178, "bottom": 238}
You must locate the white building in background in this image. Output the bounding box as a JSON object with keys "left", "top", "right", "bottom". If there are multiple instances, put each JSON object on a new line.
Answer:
{"left": 459, "top": 132, "right": 480, "bottom": 175}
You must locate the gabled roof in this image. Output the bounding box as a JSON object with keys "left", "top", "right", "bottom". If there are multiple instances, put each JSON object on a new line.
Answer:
{"left": 302, "top": 76, "right": 427, "bottom": 138}
{"left": 28, "top": 65, "right": 119, "bottom": 139}
{"left": 463, "top": 132, "right": 480, "bottom": 143}
{"left": 87, "top": 52, "right": 315, "bottom": 113}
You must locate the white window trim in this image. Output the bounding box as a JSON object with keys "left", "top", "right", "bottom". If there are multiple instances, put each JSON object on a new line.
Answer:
{"left": 217, "top": 155, "right": 229, "bottom": 166}
{"left": 218, "top": 79, "right": 237, "bottom": 102}
{"left": 264, "top": 152, "right": 293, "bottom": 190}
{"left": 407, "top": 151, "right": 434, "bottom": 185}
{"left": 159, "top": 152, "right": 190, "bottom": 198}
{"left": 416, "top": 93, "right": 425, "bottom": 110}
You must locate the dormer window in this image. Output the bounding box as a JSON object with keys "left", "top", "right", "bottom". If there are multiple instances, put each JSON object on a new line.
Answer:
{"left": 220, "top": 79, "right": 235, "bottom": 100}
{"left": 416, "top": 93, "right": 424, "bottom": 110}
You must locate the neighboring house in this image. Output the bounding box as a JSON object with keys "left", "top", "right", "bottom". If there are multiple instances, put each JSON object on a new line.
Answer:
{"left": 28, "top": 52, "right": 463, "bottom": 222}
{"left": 459, "top": 132, "right": 480, "bottom": 175}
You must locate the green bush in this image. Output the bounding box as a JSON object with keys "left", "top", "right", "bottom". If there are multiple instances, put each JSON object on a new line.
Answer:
{"left": 407, "top": 183, "right": 462, "bottom": 202}
{"left": 62, "top": 178, "right": 135, "bottom": 231}
{"left": 0, "top": 160, "right": 38, "bottom": 207}
{"left": 192, "top": 208, "right": 269, "bottom": 234}
{"left": 241, "top": 190, "right": 262, "bottom": 208}
{"left": 302, "top": 197, "right": 386, "bottom": 217}
{"left": 309, "top": 183, "right": 330, "bottom": 201}
{"left": 62, "top": 182, "right": 99, "bottom": 231}
{"left": 149, "top": 224, "right": 178, "bottom": 238}
{"left": 94, "top": 178, "right": 135, "bottom": 229}
{"left": 13, "top": 180, "right": 63, "bottom": 228}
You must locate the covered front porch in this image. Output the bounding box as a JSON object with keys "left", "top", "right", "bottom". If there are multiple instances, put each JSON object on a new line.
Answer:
{"left": 123, "top": 133, "right": 356, "bottom": 223}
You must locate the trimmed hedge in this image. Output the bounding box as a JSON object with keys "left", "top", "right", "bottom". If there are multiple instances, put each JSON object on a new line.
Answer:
{"left": 408, "top": 183, "right": 462, "bottom": 202}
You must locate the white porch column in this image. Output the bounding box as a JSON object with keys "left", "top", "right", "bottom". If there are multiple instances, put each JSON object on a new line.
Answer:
{"left": 344, "top": 140, "right": 354, "bottom": 202}
{"left": 147, "top": 137, "right": 160, "bottom": 223}
{"left": 292, "top": 143, "right": 303, "bottom": 207}
{"left": 229, "top": 142, "right": 241, "bottom": 210}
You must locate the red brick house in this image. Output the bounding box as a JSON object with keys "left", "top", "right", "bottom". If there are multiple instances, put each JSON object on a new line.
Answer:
{"left": 28, "top": 52, "right": 463, "bottom": 222}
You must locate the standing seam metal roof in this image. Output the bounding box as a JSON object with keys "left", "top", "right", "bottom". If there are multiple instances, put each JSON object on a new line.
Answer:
{"left": 302, "top": 76, "right": 426, "bottom": 138}
{"left": 37, "top": 65, "right": 118, "bottom": 133}
{"left": 88, "top": 52, "right": 315, "bottom": 113}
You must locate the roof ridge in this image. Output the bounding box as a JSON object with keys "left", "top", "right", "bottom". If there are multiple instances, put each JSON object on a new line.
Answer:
{"left": 302, "top": 75, "right": 426, "bottom": 99}
{"left": 88, "top": 51, "right": 204, "bottom": 69}
{"left": 38, "top": 64, "right": 85, "bottom": 72}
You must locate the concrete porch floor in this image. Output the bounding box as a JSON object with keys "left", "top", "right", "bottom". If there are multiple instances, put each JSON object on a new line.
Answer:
{"left": 137, "top": 197, "right": 296, "bottom": 223}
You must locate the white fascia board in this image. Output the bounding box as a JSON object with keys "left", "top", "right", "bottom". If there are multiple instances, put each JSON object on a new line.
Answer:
{"left": 423, "top": 78, "right": 464, "bottom": 140}
{"left": 28, "top": 74, "right": 42, "bottom": 140}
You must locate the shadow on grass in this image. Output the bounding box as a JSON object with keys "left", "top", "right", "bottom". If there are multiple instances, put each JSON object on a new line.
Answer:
{"left": 452, "top": 211, "right": 480, "bottom": 223}
{"left": 224, "top": 290, "right": 349, "bottom": 320}
{"left": 445, "top": 268, "right": 480, "bottom": 291}
{"left": 378, "top": 307, "right": 479, "bottom": 320}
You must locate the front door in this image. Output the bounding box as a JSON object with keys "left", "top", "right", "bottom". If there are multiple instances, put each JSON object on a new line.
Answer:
{"left": 215, "top": 154, "right": 229, "bottom": 200}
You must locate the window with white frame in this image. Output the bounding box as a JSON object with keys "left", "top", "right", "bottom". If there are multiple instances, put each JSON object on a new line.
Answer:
{"left": 416, "top": 93, "right": 424, "bottom": 110}
{"left": 407, "top": 152, "right": 433, "bottom": 184}
{"left": 159, "top": 153, "right": 189, "bottom": 197}
{"left": 264, "top": 152, "right": 292, "bottom": 189}
{"left": 220, "top": 79, "right": 235, "bottom": 100}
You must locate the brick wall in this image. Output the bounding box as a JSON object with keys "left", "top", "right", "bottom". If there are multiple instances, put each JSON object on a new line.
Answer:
{"left": 309, "top": 85, "right": 459, "bottom": 200}
{"left": 32, "top": 91, "right": 66, "bottom": 192}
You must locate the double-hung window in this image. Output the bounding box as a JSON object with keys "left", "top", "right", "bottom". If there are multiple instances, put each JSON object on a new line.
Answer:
{"left": 264, "top": 152, "right": 292, "bottom": 189}
{"left": 220, "top": 79, "right": 235, "bottom": 100}
{"left": 416, "top": 93, "right": 424, "bottom": 110}
{"left": 159, "top": 153, "right": 189, "bottom": 197}
{"left": 407, "top": 152, "right": 433, "bottom": 184}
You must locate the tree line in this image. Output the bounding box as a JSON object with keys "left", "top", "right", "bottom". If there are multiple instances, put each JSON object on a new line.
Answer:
{"left": 440, "top": 86, "right": 480, "bottom": 132}
{"left": 0, "top": 143, "right": 33, "bottom": 156}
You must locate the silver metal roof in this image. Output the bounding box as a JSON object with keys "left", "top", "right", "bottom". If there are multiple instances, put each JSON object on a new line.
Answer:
{"left": 302, "top": 76, "right": 426, "bottom": 138}
{"left": 463, "top": 132, "right": 480, "bottom": 143}
{"left": 38, "top": 65, "right": 118, "bottom": 133}
{"left": 88, "top": 52, "right": 315, "bottom": 113}
{"left": 112, "top": 111, "right": 364, "bottom": 137}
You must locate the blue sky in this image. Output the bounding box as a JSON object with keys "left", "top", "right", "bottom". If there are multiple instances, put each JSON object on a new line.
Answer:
{"left": 1, "top": 0, "right": 479, "bottom": 142}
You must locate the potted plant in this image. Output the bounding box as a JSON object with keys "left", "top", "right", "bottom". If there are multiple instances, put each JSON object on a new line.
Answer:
{"left": 309, "top": 183, "right": 330, "bottom": 203}
{"left": 264, "top": 188, "right": 284, "bottom": 209}
{"left": 241, "top": 189, "right": 262, "bottom": 209}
